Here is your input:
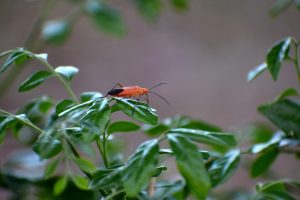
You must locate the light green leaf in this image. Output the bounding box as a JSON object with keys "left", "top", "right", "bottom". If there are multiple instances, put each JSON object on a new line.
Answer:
{"left": 44, "top": 159, "right": 60, "bottom": 178}
{"left": 55, "top": 66, "right": 79, "bottom": 81}
{"left": 74, "top": 158, "right": 97, "bottom": 174}
{"left": 276, "top": 88, "right": 298, "bottom": 101}
{"left": 115, "top": 98, "right": 158, "bottom": 125}
{"left": 266, "top": 37, "right": 292, "bottom": 81}
{"left": 207, "top": 150, "right": 240, "bottom": 187}
{"left": 85, "top": 0, "right": 125, "bottom": 36}
{"left": 54, "top": 176, "right": 68, "bottom": 196}
{"left": 247, "top": 63, "right": 268, "bottom": 82}
{"left": 123, "top": 139, "right": 159, "bottom": 197}
{"left": 168, "top": 128, "right": 236, "bottom": 147}
{"left": 42, "top": 19, "right": 71, "bottom": 44}
{"left": 18, "top": 70, "right": 53, "bottom": 92}
{"left": 107, "top": 121, "right": 140, "bottom": 135}
{"left": 72, "top": 176, "right": 89, "bottom": 190}
{"left": 55, "top": 99, "right": 75, "bottom": 115}
{"left": 251, "top": 149, "right": 279, "bottom": 178}
{"left": 168, "top": 134, "right": 211, "bottom": 200}
{"left": 250, "top": 133, "right": 282, "bottom": 154}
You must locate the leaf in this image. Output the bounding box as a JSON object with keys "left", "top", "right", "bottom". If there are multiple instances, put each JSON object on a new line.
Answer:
{"left": 115, "top": 98, "right": 158, "bottom": 125}
{"left": 143, "top": 124, "right": 170, "bottom": 136}
{"left": 258, "top": 99, "right": 300, "bottom": 138}
{"left": 44, "top": 159, "right": 60, "bottom": 178}
{"left": 80, "top": 91, "right": 102, "bottom": 102}
{"left": 55, "top": 99, "right": 75, "bottom": 115}
{"left": 72, "top": 176, "right": 89, "bottom": 190}
{"left": 74, "top": 158, "right": 97, "bottom": 174}
{"left": 54, "top": 176, "right": 68, "bottom": 196}
{"left": 207, "top": 150, "right": 240, "bottom": 187}
{"left": 58, "top": 100, "right": 94, "bottom": 117}
{"left": 135, "top": 0, "right": 162, "bottom": 21}
{"left": 171, "top": 0, "right": 188, "bottom": 11}
{"left": 247, "top": 63, "right": 268, "bottom": 82}
{"left": 89, "top": 167, "right": 123, "bottom": 190}
{"left": 0, "top": 49, "right": 31, "bottom": 73}
{"left": 107, "top": 121, "right": 140, "bottom": 135}
{"left": 269, "top": 0, "right": 293, "bottom": 17}
{"left": 85, "top": 0, "right": 125, "bottom": 36}
{"left": 251, "top": 149, "right": 279, "bottom": 178}
{"left": 168, "top": 128, "right": 236, "bottom": 148}
{"left": 276, "top": 88, "right": 298, "bottom": 101}
{"left": 168, "top": 134, "right": 211, "bottom": 200}
{"left": 33, "top": 133, "right": 62, "bottom": 158}
{"left": 266, "top": 37, "right": 292, "bottom": 81}
{"left": 80, "top": 98, "right": 111, "bottom": 134}
{"left": 18, "top": 70, "right": 53, "bottom": 92}
{"left": 250, "top": 132, "right": 282, "bottom": 154}
{"left": 55, "top": 66, "right": 79, "bottom": 81}
{"left": 153, "top": 180, "right": 185, "bottom": 200}
{"left": 122, "top": 139, "right": 159, "bottom": 197}
{"left": 42, "top": 19, "right": 71, "bottom": 44}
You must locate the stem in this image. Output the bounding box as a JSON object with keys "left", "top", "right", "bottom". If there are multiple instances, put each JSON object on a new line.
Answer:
{"left": 33, "top": 54, "right": 79, "bottom": 103}
{"left": 293, "top": 42, "right": 300, "bottom": 86}
{"left": 0, "top": 109, "right": 42, "bottom": 133}
{"left": 103, "top": 189, "right": 125, "bottom": 200}
{"left": 148, "top": 178, "right": 156, "bottom": 197}
{"left": 97, "top": 133, "right": 109, "bottom": 168}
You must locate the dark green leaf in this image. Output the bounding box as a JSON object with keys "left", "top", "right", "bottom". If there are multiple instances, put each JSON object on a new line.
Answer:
{"left": 55, "top": 99, "right": 75, "bottom": 115}
{"left": 247, "top": 63, "right": 268, "bottom": 82}
{"left": 159, "top": 148, "right": 210, "bottom": 161}
{"left": 171, "top": 0, "right": 188, "bottom": 10}
{"left": 207, "top": 150, "right": 240, "bottom": 187}
{"left": 266, "top": 37, "right": 292, "bottom": 81}
{"left": 143, "top": 124, "right": 170, "bottom": 136}
{"left": 81, "top": 98, "right": 111, "bottom": 134}
{"left": 168, "top": 134, "right": 211, "bottom": 200}
{"left": 0, "top": 49, "right": 30, "bottom": 73}
{"left": 107, "top": 121, "right": 140, "bottom": 135}
{"left": 115, "top": 98, "right": 158, "bottom": 125}
{"left": 276, "top": 88, "right": 298, "bottom": 101}
{"left": 168, "top": 128, "right": 236, "bottom": 147}
{"left": 72, "top": 176, "right": 89, "bottom": 190}
{"left": 18, "top": 70, "right": 53, "bottom": 92}
{"left": 44, "top": 159, "right": 60, "bottom": 178}
{"left": 42, "top": 19, "right": 71, "bottom": 44}
{"left": 80, "top": 91, "right": 102, "bottom": 102}
{"left": 55, "top": 66, "right": 79, "bottom": 81}
{"left": 258, "top": 99, "right": 300, "bottom": 138}
{"left": 153, "top": 180, "right": 185, "bottom": 200}
{"left": 85, "top": 0, "right": 125, "bottom": 36}
{"left": 135, "top": 0, "right": 162, "bottom": 21}
{"left": 74, "top": 158, "right": 97, "bottom": 174}
{"left": 123, "top": 139, "right": 159, "bottom": 197}
{"left": 58, "top": 100, "right": 94, "bottom": 117}
{"left": 33, "top": 133, "right": 62, "bottom": 158}
{"left": 269, "top": 0, "right": 293, "bottom": 17}
{"left": 54, "top": 176, "right": 68, "bottom": 196}
{"left": 251, "top": 149, "right": 279, "bottom": 178}
{"left": 89, "top": 167, "right": 123, "bottom": 190}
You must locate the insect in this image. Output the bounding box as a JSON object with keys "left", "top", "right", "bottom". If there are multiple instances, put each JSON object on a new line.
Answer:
{"left": 103, "top": 83, "right": 169, "bottom": 113}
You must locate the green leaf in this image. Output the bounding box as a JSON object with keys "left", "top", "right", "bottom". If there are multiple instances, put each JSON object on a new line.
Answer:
{"left": 89, "top": 167, "right": 123, "bottom": 190}
{"left": 44, "top": 159, "right": 60, "bottom": 178}
{"left": 115, "top": 98, "right": 158, "bottom": 125}
{"left": 54, "top": 176, "right": 68, "bottom": 196}
{"left": 269, "top": 0, "right": 293, "bottom": 17}
{"left": 171, "top": 0, "right": 188, "bottom": 10}
{"left": 266, "top": 37, "right": 292, "bottom": 81}
{"left": 135, "top": 0, "right": 162, "bottom": 21}
{"left": 153, "top": 180, "right": 185, "bottom": 200}
{"left": 74, "top": 158, "right": 97, "bottom": 174}
{"left": 168, "top": 128, "right": 236, "bottom": 147}
{"left": 55, "top": 66, "right": 79, "bottom": 81}
{"left": 207, "top": 150, "right": 240, "bottom": 187}
{"left": 168, "top": 134, "right": 211, "bottom": 200}
{"left": 107, "top": 121, "right": 140, "bottom": 135}
{"left": 72, "top": 176, "right": 89, "bottom": 190}
{"left": 81, "top": 98, "right": 111, "bottom": 134}
{"left": 33, "top": 133, "right": 62, "bottom": 158}
{"left": 42, "top": 19, "right": 71, "bottom": 44}
{"left": 258, "top": 99, "right": 300, "bottom": 138}
{"left": 80, "top": 91, "right": 102, "bottom": 102}
{"left": 250, "top": 133, "right": 282, "bottom": 154}
{"left": 247, "top": 63, "right": 268, "bottom": 82}
{"left": 55, "top": 99, "right": 75, "bottom": 115}
{"left": 85, "top": 0, "right": 125, "bottom": 36}
{"left": 58, "top": 100, "right": 94, "bottom": 117}
{"left": 0, "top": 49, "right": 31, "bottom": 73}
{"left": 123, "top": 139, "right": 159, "bottom": 197}
{"left": 251, "top": 149, "right": 279, "bottom": 178}
{"left": 276, "top": 88, "right": 299, "bottom": 101}
{"left": 143, "top": 124, "right": 170, "bottom": 136}
{"left": 18, "top": 70, "right": 53, "bottom": 92}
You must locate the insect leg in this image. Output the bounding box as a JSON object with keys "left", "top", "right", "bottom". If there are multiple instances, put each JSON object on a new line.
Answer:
{"left": 145, "top": 93, "right": 150, "bottom": 110}
{"left": 131, "top": 96, "right": 140, "bottom": 116}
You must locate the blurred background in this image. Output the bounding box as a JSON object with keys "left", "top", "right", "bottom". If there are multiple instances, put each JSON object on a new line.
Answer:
{"left": 0, "top": 0, "right": 300, "bottom": 198}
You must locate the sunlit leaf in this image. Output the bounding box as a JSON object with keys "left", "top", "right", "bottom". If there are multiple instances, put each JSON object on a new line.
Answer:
{"left": 33, "top": 133, "right": 62, "bottom": 158}
{"left": 247, "top": 63, "right": 268, "bottom": 82}
{"left": 54, "top": 176, "right": 68, "bottom": 196}
{"left": 18, "top": 70, "right": 53, "bottom": 92}
{"left": 42, "top": 19, "right": 71, "bottom": 44}
{"left": 55, "top": 66, "right": 79, "bottom": 81}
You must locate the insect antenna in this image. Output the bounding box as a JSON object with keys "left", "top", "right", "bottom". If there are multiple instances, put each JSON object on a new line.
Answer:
{"left": 149, "top": 91, "right": 170, "bottom": 105}
{"left": 149, "top": 83, "right": 167, "bottom": 91}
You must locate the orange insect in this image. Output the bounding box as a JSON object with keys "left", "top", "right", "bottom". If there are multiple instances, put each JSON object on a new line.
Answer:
{"left": 103, "top": 83, "right": 170, "bottom": 106}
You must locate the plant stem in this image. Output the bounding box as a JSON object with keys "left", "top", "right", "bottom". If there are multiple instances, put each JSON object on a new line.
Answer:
{"left": 33, "top": 54, "right": 79, "bottom": 103}
{"left": 293, "top": 42, "right": 300, "bottom": 87}
{"left": 96, "top": 138, "right": 109, "bottom": 168}
{"left": 148, "top": 177, "right": 156, "bottom": 197}
{"left": 0, "top": 109, "right": 42, "bottom": 133}
{"left": 103, "top": 189, "right": 125, "bottom": 200}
